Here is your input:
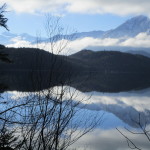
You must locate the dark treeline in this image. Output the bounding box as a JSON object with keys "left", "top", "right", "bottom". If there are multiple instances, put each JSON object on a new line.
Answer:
{"left": 1, "top": 47, "right": 150, "bottom": 92}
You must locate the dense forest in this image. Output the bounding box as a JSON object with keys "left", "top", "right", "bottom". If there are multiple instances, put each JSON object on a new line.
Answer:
{"left": 1, "top": 47, "right": 150, "bottom": 92}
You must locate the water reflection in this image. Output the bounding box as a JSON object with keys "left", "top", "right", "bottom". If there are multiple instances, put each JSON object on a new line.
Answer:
{"left": 70, "top": 128, "right": 150, "bottom": 150}
{"left": 2, "top": 85, "right": 150, "bottom": 128}
{"left": 1, "top": 70, "right": 150, "bottom": 150}
{"left": 1, "top": 70, "right": 150, "bottom": 127}
{"left": 1, "top": 70, "right": 150, "bottom": 93}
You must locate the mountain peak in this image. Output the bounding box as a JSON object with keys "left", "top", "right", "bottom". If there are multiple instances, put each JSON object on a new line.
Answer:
{"left": 130, "top": 15, "right": 149, "bottom": 20}
{"left": 70, "top": 49, "right": 94, "bottom": 58}
{"left": 104, "top": 15, "right": 150, "bottom": 38}
{"left": 125, "top": 15, "right": 149, "bottom": 24}
{"left": 117, "top": 15, "right": 150, "bottom": 31}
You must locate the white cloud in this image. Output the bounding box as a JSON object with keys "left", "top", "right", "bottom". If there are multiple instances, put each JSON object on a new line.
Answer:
{"left": 3, "top": 89, "right": 150, "bottom": 149}
{"left": 0, "top": 0, "right": 150, "bottom": 16}
{"left": 66, "top": 37, "right": 120, "bottom": 54}
{"left": 72, "top": 87, "right": 150, "bottom": 112}
{"left": 9, "top": 36, "right": 31, "bottom": 47}
{"left": 7, "top": 37, "right": 120, "bottom": 55}
{"left": 6, "top": 32, "right": 150, "bottom": 55}
{"left": 66, "top": 33, "right": 150, "bottom": 54}
{"left": 121, "top": 32, "right": 150, "bottom": 47}
{"left": 0, "top": 0, "right": 68, "bottom": 14}
{"left": 70, "top": 128, "right": 150, "bottom": 150}
{"left": 6, "top": 85, "right": 150, "bottom": 113}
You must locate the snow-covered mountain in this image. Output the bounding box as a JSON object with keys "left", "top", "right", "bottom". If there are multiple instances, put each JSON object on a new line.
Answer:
{"left": 1, "top": 15, "right": 150, "bottom": 47}
{"left": 72, "top": 30, "right": 105, "bottom": 39}
{"left": 74, "top": 15, "right": 150, "bottom": 39}
{"left": 103, "top": 15, "right": 150, "bottom": 38}
{"left": 37, "top": 15, "right": 150, "bottom": 43}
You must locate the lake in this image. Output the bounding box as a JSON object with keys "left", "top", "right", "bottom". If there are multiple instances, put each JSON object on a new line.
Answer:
{"left": 0, "top": 71, "right": 150, "bottom": 150}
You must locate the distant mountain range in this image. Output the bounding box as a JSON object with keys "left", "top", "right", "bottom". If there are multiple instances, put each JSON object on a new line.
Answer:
{"left": 1, "top": 47, "right": 150, "bottom": 92}
{"left": 0, "top": 32, "right": 47, "bottom": 45}
{"left": 1, "top": 15, "right": 150, "bottom": 55}
{"left": 69, "top": 15, "right": 150, "bottom": 39}
{"left": 38, "top": 15, "right": 150, "bottom": 42}
{"left": 47, "top": 15, "right": 150, "bottom": 40}
{"left": 1, "top": 15, "right": 150, "bottom": 43}
{"left": 102, "top": 15, "right": 150, "bottom": 38}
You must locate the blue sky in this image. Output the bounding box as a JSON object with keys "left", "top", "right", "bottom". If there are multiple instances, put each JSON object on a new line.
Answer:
{"left": 4, "top": 12, "right": 131, "bottom": 36}
{"left": 0, "top": 0, "right": 149, "bottom": 36}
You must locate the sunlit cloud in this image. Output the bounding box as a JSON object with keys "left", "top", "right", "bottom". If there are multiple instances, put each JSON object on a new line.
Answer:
{"left": 6, "top": 32, "right": 150, "bottom": 55}
{"left": 121, "top": 32, "right": 150, "bottom": 47}
{"left": 67, "top": 33, "right": 150, "bottom": 52}
{"left": 9, "top": 36, "right": 31, "bottom": 47}
{"left": 0, "top": 0, "right": 150, "bottom": 16}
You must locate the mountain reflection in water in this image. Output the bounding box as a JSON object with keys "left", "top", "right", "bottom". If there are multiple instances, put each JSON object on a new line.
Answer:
{"left": 1, "top": 70, "right": 150, "bottom": 128}
{"left": 0, "top": 70, "right": 150, "bottom": 93}
{"left": 1, "top": 69, "right": 150, "bottom": 150}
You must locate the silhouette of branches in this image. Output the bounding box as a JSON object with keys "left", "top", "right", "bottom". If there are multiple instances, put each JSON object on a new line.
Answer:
{"left": 117, "top": 113, "right": 150, "bottom": 150}
{"left": 0, "top": 16, "right": 102, "bottom": 150}
{"left": 0, "top": 3, "right": 9, "bottom": 31}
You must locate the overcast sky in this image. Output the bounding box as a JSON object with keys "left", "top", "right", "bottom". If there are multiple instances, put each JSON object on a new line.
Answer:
{"left": 0, "top": 0, "right": 150, "bottom": 36}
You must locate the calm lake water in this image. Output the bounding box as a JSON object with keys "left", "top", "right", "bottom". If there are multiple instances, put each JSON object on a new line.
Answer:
{"left": 0, "top": 71, "right": 150, "bottom": 150}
